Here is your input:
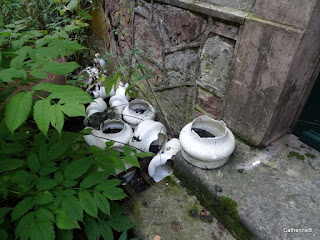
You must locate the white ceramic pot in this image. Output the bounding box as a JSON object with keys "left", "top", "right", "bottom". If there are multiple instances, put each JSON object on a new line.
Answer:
{"left": 85, "top": 98, "right": 107, "bottom": 117}
{"left": 109, "top": 95, "right": 129, "bottom": 118}
{"left": 115, "top": 81, "right": 130, "bottom": 100}
{"left": 122, "top": 99, "right": 156, "bottom": 128}
{"left": 148, "top": 138, "right": 181, "bottom": 182}
{"left": 94, "top": 53, "right": 106, "bottom": 68}
{"left": 179, "top": 115, "right": 235, "bottom": 169}
{"left": 84, "top": 119, "right": 133, "bottom": 149}
{"left": 78, "top": 67, "right": 99, "bottom": 87}
{"left": 129, "top": 120, "right": 167, "bottom": 154}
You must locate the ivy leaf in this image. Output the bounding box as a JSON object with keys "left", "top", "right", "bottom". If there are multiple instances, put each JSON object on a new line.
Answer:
{"left": 42, "top": 62, "right": 80, "bottom": 75}
{"left": 84, "top": 216, "right": 100, "bottom": 240}
{"left": 5, "top": 91, "right": 33, "bottom": 133}
{"left": 98, "top": 220, "right": 113, "bottom": 240}
{"left": 34, "top": 99, "right": 51, "bottom": 137}
{"left": 108, "top": 215, "right": 132, "bottom": 232}
{"left": 36, "top": 177, "right": 58, "bottom": 191}
{"left": 27, "top": 153, "right": 40, "bottom": 173}
{"left": 64, "top": 157, "right": 93, "bottom": 180}
{"left": 61, "top": 102, "right": 86, "bottom": 117}
{"left": 56, "top": 210, "right": 80, "bottom": 230}
{"left": 61, "top": 196, "right": 83, "bottom": 221}
{"left": 102, "top": 187, "right": 127, "bottom": 201}
{"left": 78, "top": 190, "right": 97, "bottom": 218}
{"left": 0, "top": 158, "right": 24, "bottom": 172}
{"left": 49, "top": 104, "right": 64, "bottom": 135}
{"left": 11, "top": 197, "right": 34, "bottom": 221}
{"left": 34, "top": 191, "right": 54, "bottom": 205}
{"left": 93, "top": 192, "right": 110, "bottom": 215}
{"left": 80, "top": 172, "right": 110, "bottom": 189}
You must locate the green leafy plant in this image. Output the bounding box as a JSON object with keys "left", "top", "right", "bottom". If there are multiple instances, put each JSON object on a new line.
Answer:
{"left": 0, "top": 121, "right": 143, "bottom": 239}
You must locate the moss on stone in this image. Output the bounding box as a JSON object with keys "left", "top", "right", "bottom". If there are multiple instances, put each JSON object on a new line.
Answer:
{"left": 288, "top": 151, "right": 305, "bottom": 160}
{"left": 305, "top": 152, "right": 316, "bottom": 159}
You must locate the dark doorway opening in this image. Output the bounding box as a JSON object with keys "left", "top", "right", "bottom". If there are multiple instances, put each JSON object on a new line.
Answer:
{"left": 293, "top": 73, "right": 320, "bottom": 151}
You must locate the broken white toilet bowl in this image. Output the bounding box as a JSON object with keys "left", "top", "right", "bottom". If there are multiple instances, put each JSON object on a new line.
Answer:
{"left": 115, "top": 81, "right": 131, "bottom": 100}
{"left": 122, "top": 99, "right": 156, "bottom": 127}
{"left": 148, "top": 138, "right": 181, "bottom": 182}
{"left": 84, "top": 119, "right": 133, "bottom": 149}
{"left": 129, "top": 120, "right": 167, "bottom": 154}
{"left": 86, "top": 98, "right": 107, "bottom": 117}
{"left": 78, "top": 67, "right": 99, "bottom": 87}
{"left": 179, "top": 115, "right": 235, "bottom": 169}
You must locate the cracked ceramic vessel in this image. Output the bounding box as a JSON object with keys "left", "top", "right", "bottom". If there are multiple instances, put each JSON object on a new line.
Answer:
{"left": 84, "top": 119, "right": 133, "bottom": 149}
{"left": 148, "top": 138, "right": 181, "bottom": 182}
{"left": 112, "top": 146, "right": 136, "bottom": 182}
{"left": 179, "top": 115, "right": 235, "bottom": 169}
{"left": 92, "top": 83, "right": 115, "bottom": 99}
{"left": 85, "top": 98, "right": 107, "bottom": 117}
{"left": 115, "top": 81, "right": 130, "bottom": 100}
{"left": 122, "top": 99, "right": 156, "bottom": 128}
{"left": 129, "top": 120, "right": 167, "bottom": 154}
{"left": 78, "top": 67, "right": 99, "bottom": 87}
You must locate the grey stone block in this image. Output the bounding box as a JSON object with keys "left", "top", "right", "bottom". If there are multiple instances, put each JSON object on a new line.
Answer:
{"left": 253, "top": 0, "right": 318, "bottom": 29}
{"left": 201, "top": 0, "right": 255, "bottom": 12}
{"left": 173, "top": 134, "right": 320, "bottom": 240}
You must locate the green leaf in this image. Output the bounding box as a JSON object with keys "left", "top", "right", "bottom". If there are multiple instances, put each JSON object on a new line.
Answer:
{"left": 98, "top": 220, "right": 113, "bottom": 240}
{"left": 61, "top": 196, "right": 83, "bottom": 221}
{"left": 78, "top": 190, "right": 97, "bottom": 218}
{"left": 108, "top": 215, "right": 132, "bottom": 232}
{"left": 0, "top": 158, "right": 24, "bottom": 172}
{"left": 36, "top": 177, "right": 58, "bottom": 191}
{"left": 62, "top": 179, "right": 78, "bottom": 187}
{"left": 15, "top": 212, "right": 35, "bottom": 240}
{"left": 123, "top": 155, "right": 140, "bottom": 168}
{"left": 84, "top": 216, "right": 100, "bottom": 240}
{"left": 34, "top": 99, "right": 51, "bottom": 136}
{"left": 102, "top": 187, "right": 127, "bottom": 201}
{"left": 5, "top": 91, "right": 33, "bottom": 133}
{"left": 42, "top": 62, "right": 80, "bottom": 75}
{"left": 27, "top": 153, "right": 40, "bottom": 173}
{"left": 0, "top": 229, "right": 7, "bottom": 240}
{"left": 0, "top": 68, "right": 26, "bottom": 82}
{"left": 0, "top": 181, "right": 8, "bottom": 198}
{"left": 11, "top": 170, "right": 34, "bottom": 192}
{"left": 30, "top": 218, "right": 54, "bottom": 240}
{"left": 67, "top": 0, "right": 79, "bottom": 11}
{"left": 119, "top": 231, "right": 127, "bottom": 240}
{"left": 0, "top": 207, "right": 11, "bottom": 224}
{"left": 64, "top": 157, "right": 93, "bottom": 180}
{"left": 61, "top": 102, "right": 86, "bottom": 117}
{"left": 11, "top": 197, "right": 34, "bottom": 221}
{"left": 10, "top": 51, "right": 27, "bottom": 69}
{"left": 30, "top": 69, "right": 48, "bottom": 79}
{"left": 54, "top": 171, "right": 64, "bottom": 184}
{"left": 49, "top": 104, "right": 64, "bottom": 135}
{"left": 80, "top": 172, "right": 110, "bottom": 189}
{"left": 34, "top": 191, "right": 54, "bottom": 205}
{"left": 56, "top": 41, "right": 85, "bottom": 52}
{"left": 94, "top": 179, "right": 122, "bottom": 191}
{"left": 93, "top": 192, "right": 110, "bottom": 215}
{"left": 56, "top": 210, "right": 80, "bottom": 230}
{"left": 35, "top": 208, "right": 54, "bottom": 223}
{"left": 56, "top": 229, "right": 73, "bottom": 240}
{"left": 135, "top": 152, "right": 153, "bottom": 158}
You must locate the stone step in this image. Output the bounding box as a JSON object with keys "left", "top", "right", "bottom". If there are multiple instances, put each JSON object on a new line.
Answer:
{"left": 124, "top": 176, "right": 236, "bottom": 240}
{"left": 173, "top": 134, "right": 320, "bottom": 240}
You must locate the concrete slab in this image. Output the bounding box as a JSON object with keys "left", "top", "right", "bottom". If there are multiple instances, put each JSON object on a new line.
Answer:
{"left": 173, "top": 134, "right": 320, "bottom": 240}
{"left": 124, "top": 176, "right": 236, "bottom": 240}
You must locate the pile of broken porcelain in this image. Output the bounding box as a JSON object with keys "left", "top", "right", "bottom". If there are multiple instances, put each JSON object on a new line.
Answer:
{"left": 80, "top": 55, "right": 180, "bottom": 183}
{"left": 80, "top": 54, "right": 236, "bottom": 183}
